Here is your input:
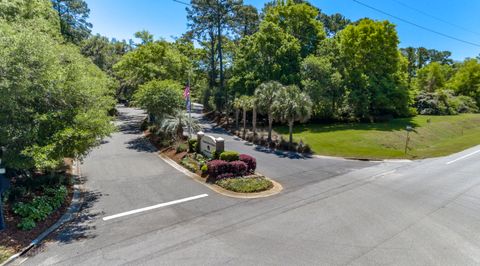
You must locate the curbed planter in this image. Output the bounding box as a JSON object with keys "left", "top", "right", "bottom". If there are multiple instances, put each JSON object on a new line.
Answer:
{"left": 158, "top": 153, "right": 283, "bottom": 199}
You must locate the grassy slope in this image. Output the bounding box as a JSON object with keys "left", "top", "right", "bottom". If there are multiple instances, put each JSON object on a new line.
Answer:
{"left": 275, "top": 114, "right": 480, "bottom": 159}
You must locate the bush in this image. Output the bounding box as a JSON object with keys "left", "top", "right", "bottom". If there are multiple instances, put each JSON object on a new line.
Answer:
{"left": 207, "top": 160, "right": 230, "bottom": 179}
{"left": 220, "top": 151, "right": 239, "bottom": 162}
{"left": 229, "top": 161, "right": 248, "bottom": 176}
{"left": 216, "top": 173, "right": 235, "bottom": 180}
{"left": 181, "top": 158, "right": 198, "bottom": 173}
{"left": 212, "top": 150, "right": 221, "bottom": 159}
{"left": 201, "top": 164, "right": 208, "bottom": 174}
{"left": 13, "top": 185, "right": 68, "bottom": 231}
{"left": 188, "top": 139, "right": 198, "bottom": 153}
{"left": 239, "top": 154, "right": 256, "bottom": 173}
{"left": 176, "top": 143, "right": 188, "bottom": 153}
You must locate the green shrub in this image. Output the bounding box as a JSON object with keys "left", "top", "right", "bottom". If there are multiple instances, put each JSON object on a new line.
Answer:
{"left": 17, "top": 217, "right": 36, "bottom": 231}
{"left": 12, "top": 185, "right": 68, "bottom": 231}
{"left": 180, "top": 158, "right": 198, "bottom": 173}
{"left": 212, "top": 150, "right": 221, "bottom": 159}
{"left": 219, "top": 151, "right": 239, "bottom": 162}
{"left": 176, "top": 143, "right": 188, "bottom": 153}
{"left": 201, "top": 164, "right": 208, "bottom": 174}
{"left": 188, "top": 139, "right": 198, "bottom": 153}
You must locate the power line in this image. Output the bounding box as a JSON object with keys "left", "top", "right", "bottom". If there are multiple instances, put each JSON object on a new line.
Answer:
{"left": 352, "top": 0, "right": 480, "bottom": 48}
{"left": 173, "top": 0, "right": 190, "bottom": 6}
{"left": 389, "top": 0, "right": 480, "bottom": 37}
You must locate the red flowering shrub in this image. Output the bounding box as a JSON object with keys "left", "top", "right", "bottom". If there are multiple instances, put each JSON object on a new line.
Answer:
{"left": 207, "top": 160, "right": 230, "bottom": 179}
{"left": 216, "top": 173, "right": 235, "bottom": 179}
{"left": 229, "top": 160, "right": 248, "bottom": 177}
{"left": 239, "top": 154, "right": 256, "bottom": 173}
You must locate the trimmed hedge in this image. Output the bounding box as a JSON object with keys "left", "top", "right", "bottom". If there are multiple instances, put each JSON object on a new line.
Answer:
{"left": 239, "top": 154, "right": 256, "bottom": 173}
{"left": 206, "top": 159, "right": 248, "bottom": 179}
{"left": 219, "top": 151, "right": 239, "bottom": 162}
{"left": 207, "top": 160, "right": 230, "bottom": 179}
{"left": 229, "top": 160, "right": 248, "bottom": 176}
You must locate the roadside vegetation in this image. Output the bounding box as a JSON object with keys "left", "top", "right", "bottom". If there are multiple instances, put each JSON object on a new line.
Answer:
{"left": 216, "top": 176, "right": 273, "bottom": 193}
{"left": 276, "top": 114, "right": 480, "bottom": 159}
{"left": 0, "top": 246, "right": 14, "bottom": 264}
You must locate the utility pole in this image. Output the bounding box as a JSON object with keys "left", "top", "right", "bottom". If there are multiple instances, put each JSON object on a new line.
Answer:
{"left": 405, "top": 126, "right": 413, "bottom": 155}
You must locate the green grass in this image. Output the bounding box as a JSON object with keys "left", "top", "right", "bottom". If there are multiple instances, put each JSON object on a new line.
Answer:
{"left": 275, "top": 114, "right": 480, "bottom": 159}
{"left": 0, "top": 246, "right": 14, "bottom": 264}
{"left": 216, "top": 177, "right": 273, "bottom": 193}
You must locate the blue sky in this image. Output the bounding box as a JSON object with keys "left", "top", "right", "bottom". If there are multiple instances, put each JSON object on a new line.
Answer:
{"left": 85, "top": 0, "right": 480, "bottom": 61}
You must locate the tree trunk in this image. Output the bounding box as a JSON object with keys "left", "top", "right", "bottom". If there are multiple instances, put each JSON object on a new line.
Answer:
{"left": 289, "top": 119, "right": 294, "bottom": 149}
{"left": 243, "top": 109, "right": 247, "bottom": 138}
{"left": 268, "top": 114, "right": 273, "bottom": 142}
{"left": 235, "top": 109, "right": 239, "bottom": 129}
{"left": 217, "top": 18, "right": 224, "bottom": 92}
{"left": 252, "top": 106, "right": 257, "bottom": 136}
{"left": 208, "top": 28, "right": 216, "bottom": 90}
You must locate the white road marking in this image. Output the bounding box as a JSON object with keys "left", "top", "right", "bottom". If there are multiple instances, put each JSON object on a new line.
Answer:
{"left": 102, "top": 194, "right": 209, "bottom": 221}
{"left": 446, "top": 150, "right": 480, "bottom": 165}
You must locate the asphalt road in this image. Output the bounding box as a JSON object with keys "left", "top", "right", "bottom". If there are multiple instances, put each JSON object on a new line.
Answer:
{"left": 21, "top": 106, "right": 480, "bottom": 265}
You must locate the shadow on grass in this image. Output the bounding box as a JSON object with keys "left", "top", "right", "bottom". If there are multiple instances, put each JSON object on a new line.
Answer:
{"left": 275, "top": 117, "right": 421, "bottom": 135}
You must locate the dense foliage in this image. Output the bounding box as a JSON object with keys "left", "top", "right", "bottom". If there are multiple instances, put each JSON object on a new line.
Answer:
{"left": 0, "top": 0, "right": 115, "bottom": 171}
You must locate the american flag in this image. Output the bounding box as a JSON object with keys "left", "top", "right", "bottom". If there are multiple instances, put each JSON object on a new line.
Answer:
{"left": 183, "top": 85, "right": 190, "bottom": 99}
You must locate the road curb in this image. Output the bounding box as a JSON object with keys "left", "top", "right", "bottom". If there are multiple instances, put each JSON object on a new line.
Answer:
{"left": 2, "top": 160, "right": 85, "bottom": 266}
{"left": 158, "top": 153, "right": 283, "bottom": 199}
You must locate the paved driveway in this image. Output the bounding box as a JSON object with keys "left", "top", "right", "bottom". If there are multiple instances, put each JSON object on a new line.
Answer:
{"left": 22, "top": 106, "right": 480, "bottom": 265}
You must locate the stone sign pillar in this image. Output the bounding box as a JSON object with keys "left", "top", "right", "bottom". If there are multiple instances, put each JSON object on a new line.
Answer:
{"left": 197, "top": 131, "right": 225, "bottom": 158}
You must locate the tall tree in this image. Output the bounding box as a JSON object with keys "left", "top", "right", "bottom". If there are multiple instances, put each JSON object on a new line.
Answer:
{"left": 234, "top": 4, "right": 259, "bottom": 37}
{"left": 447, "top": 59, "right": 480, "bottom": 107}
{"left": 264, "top": 0, "right": 326, "bottom": 58}
{"left": 301, "top": 55, "right": 344, "bottom": 119}
{"left": 187, "top": 0, "right": 242, "bottom": 99}
{"left": 0, "top": 20, "right": 114, "bottom": 171}
{"left": 51, "top": 0, "right": 92, "bottom": 44}
{"left": 414, "top": 62, "right": 452, "bottom": 93}
{"left": 113, "top": 41, "right": 190, "bottom": 100}
{"left": 318, "top": 13, "right": 351, "bottom": 37}
{"left": 81, "top": 34, "right": 122, "bottom": 74}
{"left": 339, "top": 19, "right": 409, "bottom": 119}
{"left": 134, "top": 30, "right": 154, "bottom": 45}
{"left": 230, "top": 21, "right": 301, "bottom": 95}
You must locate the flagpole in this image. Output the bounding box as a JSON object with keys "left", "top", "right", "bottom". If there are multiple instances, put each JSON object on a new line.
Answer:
{"left": 187, "top": 69, "right": 192, "bottom": 139}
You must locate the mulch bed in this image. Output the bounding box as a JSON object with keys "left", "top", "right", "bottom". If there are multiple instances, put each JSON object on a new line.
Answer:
{"left": 0, "top": 161, "right": 75, "bottom": 254}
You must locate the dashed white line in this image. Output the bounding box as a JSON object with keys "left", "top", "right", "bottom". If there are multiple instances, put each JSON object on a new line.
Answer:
{"left": 446, "top": 150, "right": 480, "bottom": 165}
{"left": 102, "top": 194, "right": 209, "bottom": 221}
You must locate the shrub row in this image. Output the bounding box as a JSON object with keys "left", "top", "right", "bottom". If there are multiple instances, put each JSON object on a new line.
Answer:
{"left": 13, "top": 185, "right": 68, "bottom": 231}
{"left": 219, "top": 151, "right": 239, "bottom": 162}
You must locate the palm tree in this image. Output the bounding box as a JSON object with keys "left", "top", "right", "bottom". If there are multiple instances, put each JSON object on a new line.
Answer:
{"left": 236, "top": 95, "right": 253, "bottom": 138}
{"left": 255, "top": 81, "right": 283, "bottom": 142}
{"left": 273, "top": 85, "right": 313, "bottom": 149}
{"left": 160, "top": 111, "right": 202, "bottom": 141}
{"left": 233, "top": 97, "right": 242, "bottom": 130}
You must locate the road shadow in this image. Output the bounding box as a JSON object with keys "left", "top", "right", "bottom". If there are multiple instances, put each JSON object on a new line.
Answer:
{"left": 54, "top": 190, "right": 102, "bottom": 245}
{"left": 125, "top": 137, "right": 156, "bottom": 153}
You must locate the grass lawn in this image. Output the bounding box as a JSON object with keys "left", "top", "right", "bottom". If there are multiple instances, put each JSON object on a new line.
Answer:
{"left": 275, "top": 114, "right": 480, "bottom": 159}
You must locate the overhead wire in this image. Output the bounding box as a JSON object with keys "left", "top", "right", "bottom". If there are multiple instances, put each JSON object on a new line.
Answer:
{"left": 389, "top": 0, "right": 480, "bottom": 37}
{"left": 352, "top": 0, "right": 480, "bottom": 48}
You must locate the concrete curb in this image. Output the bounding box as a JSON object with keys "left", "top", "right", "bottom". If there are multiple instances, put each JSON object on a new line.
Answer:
{"left": 158, "top": 153, "right": 283, "bottom": 199}
{"left": 2, "top": 160, "right": 85, "bottom": 266}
